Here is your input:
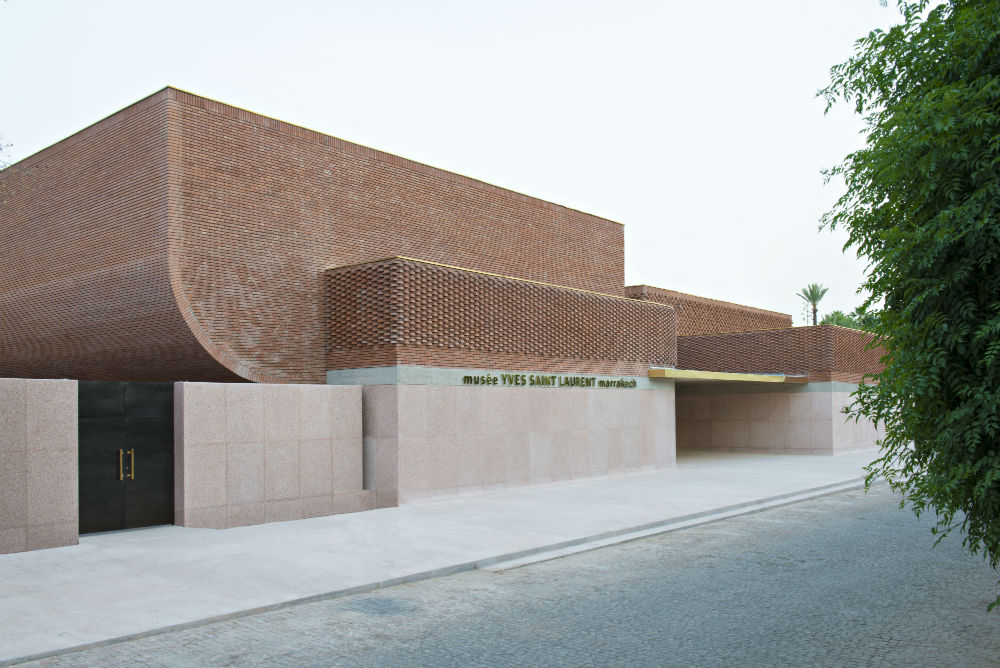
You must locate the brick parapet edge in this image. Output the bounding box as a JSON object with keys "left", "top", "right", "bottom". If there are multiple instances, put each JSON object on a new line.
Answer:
{"left": 164, "top": 88, "right": 622, "bottom": 232}
{"left": 626, "top": 285, "right": 792, "bottom": 335}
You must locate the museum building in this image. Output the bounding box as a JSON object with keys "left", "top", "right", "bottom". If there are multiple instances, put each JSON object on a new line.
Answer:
{"left": 0, "top": 88, "right": 883, "bottom": 554}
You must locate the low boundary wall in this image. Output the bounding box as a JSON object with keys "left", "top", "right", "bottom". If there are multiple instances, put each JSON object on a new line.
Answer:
{"left": 329, "top": 367, "right": 676, "bottom": 506}
{"left": 1, "top": 370, "right": 884, "bottom": 555}
{"left": 174, "top": 383, "right": 371, "bottom": 528}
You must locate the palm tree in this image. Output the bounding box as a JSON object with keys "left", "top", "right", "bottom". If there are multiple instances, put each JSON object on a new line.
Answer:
{"left": 797, "top": 283, "right": 829, "bottom": 326}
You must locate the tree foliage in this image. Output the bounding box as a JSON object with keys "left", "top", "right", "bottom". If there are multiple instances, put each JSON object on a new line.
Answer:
{"left": 797, "top": 283, "right": 830, "bottom": 325}
{"left": 820, "top": 308, "right": 879, "bottom": 330}
{"left": 821, "top": 0, "right": 1000, "bottom": 608}
{"left": 820, "top": 310, "right": 860, "bottom": 328}
{"left": 850, "top": 306, "right": 880, "bottom": 331}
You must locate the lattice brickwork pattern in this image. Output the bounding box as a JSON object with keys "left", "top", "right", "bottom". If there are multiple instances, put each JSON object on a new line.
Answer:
{"left": 325, "top": 258, "right": 677, "bottom": 375}
{"left": 625, "top": 285, "right": 792, "bottom": 335}
{"left": 677, "top": 326, "right": 883, "bottom": 383}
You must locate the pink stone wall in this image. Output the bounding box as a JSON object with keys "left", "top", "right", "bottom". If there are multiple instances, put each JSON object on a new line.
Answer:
{"left": 362, "top": 384, "right": 676, "bottom": 506}
{"left": 174, "top": 383, "right": 370, "bottom": 528}
{"left": 827, "top": 391, "right": 885, "bottom": 454}
{"left": 0, "top": 378, "right": 78, "bottom": 554}
{"left": 675, "top": 386, "right": 883, "bottom": 455}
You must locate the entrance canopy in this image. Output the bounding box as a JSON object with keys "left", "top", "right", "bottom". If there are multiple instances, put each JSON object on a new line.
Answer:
{"left": 648, "top": 367, "right": 809, "bottom": 386}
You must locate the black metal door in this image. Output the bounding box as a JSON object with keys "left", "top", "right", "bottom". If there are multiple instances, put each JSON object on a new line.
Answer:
{"left": 78, "top": 382, "right": 174, "bottom": 534}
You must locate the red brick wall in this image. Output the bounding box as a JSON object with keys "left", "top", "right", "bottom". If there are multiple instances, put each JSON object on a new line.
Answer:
{"left": 677, "top": 325, "right": 883, "bottom": 383}
{"left": 832, "top": 326, "right": 885, "bottom": 383}
{"left": 168, "top": 89, "right": 626, "bottom": 383}
{"left": 325, "top": 258, "right": 676, "bottom": 375}
{"left": 625, "top": 285, "right": 791, "bottom": 335}
{"left": 0, "top": 92, "right": 242, "bottom": 382}
{"left": 1, "top": 88, "right": 627, "bottom": 383}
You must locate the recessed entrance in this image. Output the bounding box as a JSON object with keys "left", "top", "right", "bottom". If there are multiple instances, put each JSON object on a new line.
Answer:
{"left": 78, "top": 381, "right": 174, "bottom": 534}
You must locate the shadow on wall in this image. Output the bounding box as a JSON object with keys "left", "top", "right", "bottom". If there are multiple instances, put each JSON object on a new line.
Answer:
{"left": 675, "top": 384, "right": 883, "bottom": 455}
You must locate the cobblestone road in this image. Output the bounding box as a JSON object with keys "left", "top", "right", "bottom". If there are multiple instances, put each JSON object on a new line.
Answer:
{"left": 21, "top": 486, "right": 1000, "bottom": 667}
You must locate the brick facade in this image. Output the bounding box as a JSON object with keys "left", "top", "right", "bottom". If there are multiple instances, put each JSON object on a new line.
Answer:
{"left": 1, "top": 87, "right": 883, "bottom": 387}
{"left": 677, "top": 326, "right": 884, "bottom": 383}
{"left": 325, "top": 258, "right": 676, "bottom": 375}
{"left": 0, "top": 91, "right": 242, "bottom": 382}
{"left": 625, "top": 285, "right": 791, "bottom": 335}
{"left": 1, "top": 88, "right": 625, "bottom": 383}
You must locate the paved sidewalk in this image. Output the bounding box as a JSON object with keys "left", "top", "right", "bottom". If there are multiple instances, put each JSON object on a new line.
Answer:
{"left": 0, "top": 450, "right": 877, "bottom": 664}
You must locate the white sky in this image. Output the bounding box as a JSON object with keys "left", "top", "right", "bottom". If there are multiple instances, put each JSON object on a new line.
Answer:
{"left": 1, "top": 0, "right": 901, "bottom": 323}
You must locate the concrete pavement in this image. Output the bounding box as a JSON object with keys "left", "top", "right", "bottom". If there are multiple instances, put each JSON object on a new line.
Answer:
{"left": 0, "top": 449, "right": 878, "bottom": 665}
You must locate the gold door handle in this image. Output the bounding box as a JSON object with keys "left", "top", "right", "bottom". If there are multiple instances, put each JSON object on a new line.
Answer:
{"left": 128, "top": 449, "right": 135, "bottom": 480}
{"left": 119, "top": 449, "right": 124, "bottom": 480}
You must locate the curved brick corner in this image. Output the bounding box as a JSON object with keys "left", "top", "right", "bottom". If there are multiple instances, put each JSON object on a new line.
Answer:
{"left": 0, "top": 94, "right": 243, "bottom": 383}
{"left": 165, "top": 89, "right": 627, "bottom": 384}
{"left": 325, "top": 258, "right": 676, "bottom": 375}
{"left": 2, "top": 89, "right": 634, "bottom": 384}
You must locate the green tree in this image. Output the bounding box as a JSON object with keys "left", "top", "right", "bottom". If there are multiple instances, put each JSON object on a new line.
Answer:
{"left": 850, "top": 306, "right": 880, "bottom": 331}
{"left": 820, "top": 310, "right": 860, "bottom": 328}
{"left": 796, "top": 283, "right": 829, "bottom": 325}
{"left": 821, "top": 0, "right": 1000, "bottom": 608}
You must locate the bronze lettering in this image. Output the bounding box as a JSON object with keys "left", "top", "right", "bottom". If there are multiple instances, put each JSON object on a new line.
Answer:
{"left": 464, "top": 373, "right": 633, "bottom": 388}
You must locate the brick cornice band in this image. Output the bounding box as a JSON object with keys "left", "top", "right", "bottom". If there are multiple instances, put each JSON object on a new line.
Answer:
{"left": 626, "top": 285, "right": 792, "bottom": 335}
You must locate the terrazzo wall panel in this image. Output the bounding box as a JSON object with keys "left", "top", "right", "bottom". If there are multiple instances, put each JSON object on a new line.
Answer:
{"left": 0, "top": 378, "right": 78, "bottom": 554}
{"left": 362, "top": 382, "right": 676, "bottom": 507}
{"left": 174, "top": 383, "right": 370, "bottom": 528}
{"left": 675, "top": 383, "right": 883, "bottom": 455}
